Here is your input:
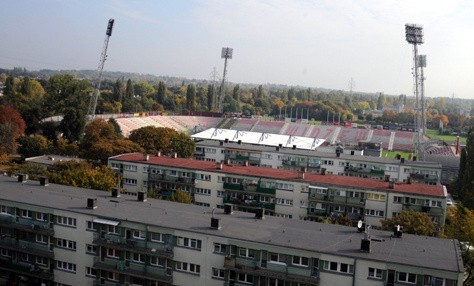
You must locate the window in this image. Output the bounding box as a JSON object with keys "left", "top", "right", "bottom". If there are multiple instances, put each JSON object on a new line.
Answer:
{"left": 177, "top": 237, "right": 202, "bottom": 250}
{"left": 292, "top": 256, "right": 309, "bottom": 267}
{"left": 276, "top": 183, "right": 294, "bottom": 191}
{"left": 276, "top": 198, "right": 293, "bottom": 206}
{"left": 1, "top": 248, "right": 11, "bottom": 257}
{"left": 36, "top": 234, "right": 48, "bottom": 244}
{"left": 110, "top": 162, "right": 121, "bottom": 169}
{"left": 196, "top": 174, "right": 211, "bottom": 181}
{"left": 367, "top": 193, "right": 386, "bottom": 201}
{"left": 86, "top": 244, "right": 97, "bottom": 254}
{"left": 175, "top": 261, "right": 200, "bottom": 274}
{"left": 36, "top": 256, "right": 48, "bottom": 266}
{"left": 56, "top": 216, "right": 76, "bottom": 227}
{"left": 398, "top": 272, "right": 416, "bottom": 284}
{"left": 86, "top": 221, "right": 98, "bottom": 231}
{"left": 21, "top": 209, "right": 32, "bottom": 218}
{"left": 107, "top": 272, "right": 119, "bottom": 281}
{"left": 0, "top": 205, "right": 13, "bottom": 215}
{"left": 195, "top": 188, "right": 211, "bottom": 195}
{"left": 212, "top": 267, "right": 225, "bottom": 279}
{"left": 36, "top": 212, "right": 48, "bottom": 221}
{"left": 124, "top": 178, "right": 137, "bottom": 185}
{"left": 130, "top": 252, "right": 145, "bottom": 263}
{"left": 150, "top": 232, "right": 164, "bottom": 242}
{"left": 365, "top": 209, "right": 385, "bottom": 217}
{"left": 323, "top": 260, "right": 354, "bottom": 274}
{"left": 238, "top": 273, "right": 254, "bottom": 284}
{"left": 107, "top": 248, "right": 120, "bottom": 258}
{"left": 123, "top": 164, "right": 137, "bottom": 171}
{"left": 150, "top": 256, "right": 165, "bottom": 267}
{"left": 270, "top": 253, "right": 286, "bottom": 264}
{"left": 56, "top": 260, "right": 76, "bottom": 273}
{"left": 217, "top": 190, "right": 224, "bottom": 197}
{"left": 214, "top": 243, "right": 227, "bottom": 254}
{"left": 107, "top": 225, "right": 119, "bottom": 234}
{"left": 86, "top": 267, "right": 97, "bottom": 277}
{"left": 368, "top": 267, "right": 383, "bottom": 279}
{"left": 393, "top": 196, "right": 403, "bottom": 204}
{"left": 239, "top": 247, "right": 256, "bottom": 258}
{"left": 132, "top": 230, "right": 146, "bottom": 240}
{"left": 57, "top": 238, "right": 77, "bottom": 250}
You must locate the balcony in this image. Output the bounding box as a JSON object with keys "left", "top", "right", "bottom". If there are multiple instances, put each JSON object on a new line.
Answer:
{"left": 0, "top": 237, "right": 54, "bottom": 258}
{"left": 282, "top": 160, "right": 307, "bottom": 167}
{"left": 94, "top": 257, "right": 172, "bottom": 284}
{"left": 0, "top": 258, "right": 54, "bottom": 281}
{"left": 224, "top": 257, "right": 319, "bottom": 285}
{"left": 224, "top": 182, "right": 244, "bottom": 191}
{"left": 223, "top": 198, "right": 275, "bottom": 211}
{"left": 149, "top": 174, "right": 195, "bottom": 185}
{"left": 93, "top": 233, "right": 173, "bottom": 258}
{"left": 344, "top": 166, "right": 385, "bottom": 176}
{"left": 256, "top": 185, "right": 276, "bottom": 195}
{"left": 0, "top": 215, "right": 54, "bottom": 236}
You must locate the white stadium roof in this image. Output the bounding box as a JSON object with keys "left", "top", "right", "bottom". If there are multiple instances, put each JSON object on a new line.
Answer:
{"left": 191, "top": 128, "right": 325, "bottom": 150}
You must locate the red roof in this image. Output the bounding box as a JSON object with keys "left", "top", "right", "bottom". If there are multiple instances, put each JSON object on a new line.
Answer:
{"left": 111, "top": 153, "right": 445, "bottom": 197}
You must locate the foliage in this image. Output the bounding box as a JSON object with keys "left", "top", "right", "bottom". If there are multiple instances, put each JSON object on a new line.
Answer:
{"left": 8, "top": 162, "right": 47, "bottom": 180}
{"left": 0, "top": 105, "right": 26, "bottom": 155}
{"left": 16, "top": 134, "right": 51, "bottom": 158}
{"left": 170, "top": 189, "right": 192, "bottom": 204}
{"left": 47, "top": 161, "right": 118, "bottom": 191}
{"left": 456, "top": 127, "right": 474, "bottom": 208}
{"left": 84, "top": 139, "right": 143, "bottom": 164}
{"left": 380, "top": 210, "right": 435, "bottom": 236}
{"left": 59, "top": 107, "right": 86, "bottom": 142}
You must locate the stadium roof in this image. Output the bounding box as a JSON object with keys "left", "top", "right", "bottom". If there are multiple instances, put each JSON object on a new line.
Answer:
{"left": 191, "top": 128, "right": 325, "bottom": 150}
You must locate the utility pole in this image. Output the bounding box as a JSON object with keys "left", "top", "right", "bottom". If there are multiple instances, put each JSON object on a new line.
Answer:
{"left": 87, "top": 19, "right": 115, "bottom": 120}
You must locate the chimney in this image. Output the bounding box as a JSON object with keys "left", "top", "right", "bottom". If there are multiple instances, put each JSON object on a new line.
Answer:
{"left": 384, "top": 175, "right": 390, "bottom": 182}
{"left": 210, "top": 217, "right": 221, "bottom": 229}
{"left": 255, "top": 208, "right": 265, "bottom": 219}
{"left": 87, "top": 198, "right": 97, "bottom": 209}
{"left": 389, "top": 181, "right": 395, "bottom": 189}
{"left": 243, "top": 161, "right": 249, "bottom": 167}
{"left": 412, "top": 156, "right": 417, "bottom": 161}
{"left": 224, "top": 204, "right": 233, "bottom": 214}
{"left": 238, "top": 140, "right": 242, "bottom": 145}
{"left": 407, "top": 177, "right": 412, "bottom": 184}
{"left": 300, "top": 172, "right": 305, "bottom": 179}
{"left": 351, "top": 150, "right": 355, "bottom": 155}
{"left": 156, "top": 151, "right": 161, "bottom": 157}
{"left": 393, "top": 225, "right": 403, "bottom": 238}
{"left": 216, "top": 162, "right": 223, "bottom": 170}
{"left": 225, "top": 138, "right": 229, "bottom": 143}
{"left": 137, "top": 192, "right": 147, "bottom": 202}
{"left": 143, "top": 154, "right": 149, "bottom": 161}
{"left": 220, "top": 141, "right": 224, "bottom": 146}
{"left": 357, "top": 220, "right": 366, "bottom": 233}
{"left": 225, "top": 159, "right": 231, "bottom": 165}
{"left": 401, "top": 158, "right": 405, "bottom": 164}
{"left": 396, "top": 154, "right": 401, "bottom": 160}
{"left": 321, "top": 168, "right": 326, "bottom": 175}
{"left": 172, "top": 153, "right": 178, "bottom": 158}
{"left": 17, "top": 174, "right": 27, "bottom": 183}
{"left": 292, "top": 145, "right": 297, "bottom": 150}
{"left": 360, "top": 238, "right": 371, "bottom": 252}
{"left": 39, "top": 176, "right": 49, "bottom": 186}
{"left": 111, "top": 188, "right": 120, "bottom": 198}
{"left": 300, "top": 167, "right": 307, "bottom": 173}
{"left": 279, "top": 143, "right": 283, "bottom": 148}
{"left": 276, "top": 146, "right": 280, "bottom": 151}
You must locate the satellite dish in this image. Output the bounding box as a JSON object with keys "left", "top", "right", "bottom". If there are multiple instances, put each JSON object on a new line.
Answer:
{"left": 357, "top": 220, "right": 363, "bottom": 228}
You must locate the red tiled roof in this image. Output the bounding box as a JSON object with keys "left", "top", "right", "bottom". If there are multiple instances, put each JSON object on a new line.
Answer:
{"left": 111, "top": 153, "right": 445, "bottom": 197}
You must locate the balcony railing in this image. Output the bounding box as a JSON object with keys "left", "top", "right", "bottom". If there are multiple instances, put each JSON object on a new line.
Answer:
{"left": 0, "top": 258, "right": 54, "bottom": 281}
{"left": 94, "top": 257, "right": 172, "bottom": 283}
{"left": 149, "top": 174, "right": 195, "bottom": 185}
{"left": 0, "top": 215, "right": 54, "bottom": 236}
{"left": 93, "top": 233, "right": 173, "bottom": 258}
{"left": 224, "top": 257, "right": 319, "bottom": 285}
{"left": 0, "top": 237, "right": 54, "bottom": 258}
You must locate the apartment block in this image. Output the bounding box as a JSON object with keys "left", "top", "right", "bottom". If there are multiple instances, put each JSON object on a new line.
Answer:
{"left": 0, "top": 176, "right": 463, "bottom": 286}
{"left": 108, "top": 153, "right": 447, "bottom": 228}
{"left": 194, "top": 140, "right": 442, "bottom": 185}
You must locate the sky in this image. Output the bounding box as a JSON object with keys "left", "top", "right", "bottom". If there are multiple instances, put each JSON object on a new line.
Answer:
{"left": 0, "top": 0, "right": 473, "bottom": 99}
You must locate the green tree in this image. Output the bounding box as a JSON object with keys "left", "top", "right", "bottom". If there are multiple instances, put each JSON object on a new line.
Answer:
{"left": 17, "top": 134, "right": 50, "bottom": 158}
{"left": 232, "top": 85, "right": 240, "bottom": 101}
{"left": 59, "top": 107, "right": 86, "bottom": 142}
{"left": 44, "top": 74, "right": 91, "bottom": 116}
{"left": 458, "top": 127, "right": 474, "bottom": 208}
{"left": 380, "top": 210, "right": 435, "bottom": 235}
{"left": 134, "top": 82, "right": 155, "bottom": 97}
{"left": 171, "top": 132, "right": 195, "bottom": 158}
{"left": 156, "top": 81, "right": 166, "bottom": 104}
{"left": 376, "top": 93, "right": 385, "bottom": 110}
{"left": 207, "top": 84, "right": 214, "bottom": 110}
{"left": 112, "top": 79, "right": 124, "bottom": 103}
{"left": 186, "top": 84, "right": 196, "bottom": 111}
{"left": 170, "top": 189, "right": 192, "bottom": 204}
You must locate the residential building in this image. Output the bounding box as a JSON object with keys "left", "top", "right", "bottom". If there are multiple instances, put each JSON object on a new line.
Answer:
{"left": 0, "top": 175, "right": 463, "bottom": 286}
{"left": 108, "top": 153, "right": 448, "bottom": 228}
{"left": 194, "top": 140, "right": 442, "bottom": 185}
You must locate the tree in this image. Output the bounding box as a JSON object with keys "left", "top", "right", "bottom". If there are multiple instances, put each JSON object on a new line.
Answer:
{"left": 17, "top": 134, "right": 50, "bottom": 158}
{"left": 380, "top": 210, "right": 435, "bottom": 235}
{"left": 186, "top": 84, "right": 196, "bottom": 111}
{"left": 232, "top": 85, "right": 240, "bottom": 101}
{"left": 108, "top": 118, "right": 122, "bottom": 137}
{"left": 81, "top": 119, "right": 117, "bottom": 150}
{"left": 112, "top": 79, "right": 124, "bottom": 103}
{"left": 376, "top": 93, "right": 385, "bottom": 110}
{"left": 85, "top": 139, "right": 143, "bottom": 164}
{"left": 0, "top": 105, "right": 26, "bottom": 155}
{"left": 44, "top": 74, "right": 91, "bottom": 116}
{"left": 59, "top": 107, "right": 86, "bottom": 142}
{"left": 171, "top": 132, "right": 195, "bottom": 158}
{"left": 207, "top": 84, "right": 214, "bottom": 110}
{"left": 170, "top": 189, "right": 192, "bottom": 204}
{"left": 155, "top": 81, "right": 166, "bottom": 104}
{"left": 458, "top": 127, "right": 474, "bottom": 208}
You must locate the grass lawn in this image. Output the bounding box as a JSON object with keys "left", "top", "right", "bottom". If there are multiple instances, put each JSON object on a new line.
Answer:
{"left": 382, "top": 150, "right": 415, "bottom": 160}
{"left": 426, "top": 129, "right": 466, "bottom": 144}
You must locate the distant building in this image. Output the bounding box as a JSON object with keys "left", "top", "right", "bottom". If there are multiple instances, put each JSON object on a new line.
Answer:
{"left": 0, "top": 175, "right": 464, "bottom": 286}
{"left": 25, "top": 154, "right": 85, "bottom": 169}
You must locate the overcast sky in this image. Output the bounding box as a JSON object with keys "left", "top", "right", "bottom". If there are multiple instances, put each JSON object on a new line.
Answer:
{"left": 1, "top": 0, "right": 473, "bottom": 99}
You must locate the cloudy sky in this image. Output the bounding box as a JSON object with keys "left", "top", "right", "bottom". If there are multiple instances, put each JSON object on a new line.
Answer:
{"left": 1, "top": 0, "right": 473, "bottom": 99}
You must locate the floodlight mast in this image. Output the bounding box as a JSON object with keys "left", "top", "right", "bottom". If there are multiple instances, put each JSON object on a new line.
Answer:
{"left": 418, "top": 55, "right": 427, "bottom": 160}
{"left": 405, "top": 24, "right": 424, "bottom": 158}
{"left": 87, "top": 19, "right": 115, "bottom": 120}
{"left": 218, "top": 47, "right": 233, "bottom": 113}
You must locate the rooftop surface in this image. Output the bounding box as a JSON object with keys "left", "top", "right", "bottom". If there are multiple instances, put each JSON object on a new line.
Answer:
{"left": 195, "top": 140, "right": 442, "bottom": 168}
{"left": 110, "top": 153, "right": 446, "bottom": 198}
{"left": 0, "top": 175, "right": 463, "bottom": 273}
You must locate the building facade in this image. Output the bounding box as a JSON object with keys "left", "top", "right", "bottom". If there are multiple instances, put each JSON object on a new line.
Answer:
{"left": 108, "top": 153, "right": 448, "bottom": 229}
{"left": 194, "top": 140, "right": 442, "bottom": 185}
{"left": 0, "top": 176, "right": 463, "bottom": 286}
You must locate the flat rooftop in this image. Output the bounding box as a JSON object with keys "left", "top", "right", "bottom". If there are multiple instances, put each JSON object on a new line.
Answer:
{"left": 111, "top": 153, "right": 446, "bottom": 198}
{"left": 0, "top": 175, "right": 462, "bottom": 273}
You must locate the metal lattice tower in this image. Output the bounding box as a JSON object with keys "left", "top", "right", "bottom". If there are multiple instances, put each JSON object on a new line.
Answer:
{"left": 405, "top": 23, "right": 424, "bottom": 158}
{"left": 87, "top": 19, "right": 115, "bottom": 120}
{"left": 218, "top": 47, "right": 233, "bottom": 113}
{"left": 209, "top": 67, "right": 220, "bottom": 111}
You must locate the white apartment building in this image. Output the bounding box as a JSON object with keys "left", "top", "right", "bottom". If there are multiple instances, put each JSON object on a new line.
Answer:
{"left": 0, "top": 175, "right": 463, "bottom": 286}
{"left": 108, "top": 153, "right": 448, "bottom": 228}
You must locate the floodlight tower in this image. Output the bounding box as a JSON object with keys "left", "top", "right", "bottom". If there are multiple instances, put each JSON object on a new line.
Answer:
{"left": 418, "top": 55, "right": 427, "bottom": 135}
{"left": 405, "top": 23, "right": 424, "bottom": 157}
{"left": 218, "top": 47, "right": 233, "bottom": 113}
{"left": 87, "top": 19, "right": 115, "bottom": 120}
